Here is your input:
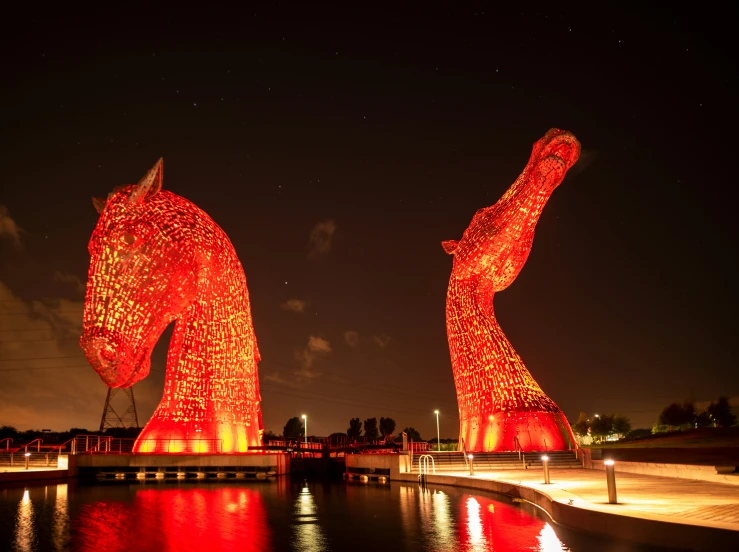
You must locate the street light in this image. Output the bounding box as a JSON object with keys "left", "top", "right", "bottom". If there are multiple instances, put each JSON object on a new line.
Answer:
{"left": 434, "top": 410, "right": 440, "bottom": 452}
{"left": 301, "top": 414, "right": 307, "bottom": 445}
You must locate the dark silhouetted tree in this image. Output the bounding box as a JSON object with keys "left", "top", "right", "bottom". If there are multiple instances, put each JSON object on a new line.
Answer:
{"left": 0, "top": 426, "right": 18, "bottom": 439}
{"left": 379, "top": 417, "right": 396, "bottom": 437}
{"left": 695, "top": 411, "right": 713, "bottom": 428}
{"left": 658, "top": 402, "right": 692, "bottom": 430}
{"left": 363, "top": 417, "right": 379, "bottom": 441}
{"left": 402, "top": 427, "right": 422, "bottom": 442}
{"left": 283, "top": 417, "right": 303, "bottom": 441}
{"left": 347, "top": 418, "right": 362, "bottom": 440}
{"left": 590, "top": 414, "right": 615, "bottom": 442}
{"left": 612, "top": 415, "right": 631, "bottom": 438}
{"left": 571, "top": 412, "right": 590, "bottom": 438}
{"left": 708, "top": 397, "right": 737, "bottom": 427}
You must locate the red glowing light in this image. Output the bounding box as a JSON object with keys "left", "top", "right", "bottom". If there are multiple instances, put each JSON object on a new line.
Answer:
{"left": 443, "top": 129, "right": 580, "bottom": 452}
{"left": 81, "top": 159, "right": 263, "bottom": 453}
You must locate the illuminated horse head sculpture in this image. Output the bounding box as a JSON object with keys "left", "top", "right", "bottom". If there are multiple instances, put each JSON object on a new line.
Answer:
{"left": 443, "top": 129, "right": 580, "bottom": 452}
{"left": 81, "top": 159, "right": 263, "bottom": 453}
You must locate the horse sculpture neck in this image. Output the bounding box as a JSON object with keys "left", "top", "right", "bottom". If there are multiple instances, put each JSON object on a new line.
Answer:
{"left": 149, "top": 228, "right": 263, "bottom": 452}
{"left": 443, "top": 129, "right": 580, "bottom": 453}
{"left": 137, "top": 198, "right": 263, "bottom": 453}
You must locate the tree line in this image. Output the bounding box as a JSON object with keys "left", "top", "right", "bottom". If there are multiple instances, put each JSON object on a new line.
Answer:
{"left": 270, "top": 416, "right": 424, "bottom": 443}
{"left": 656, "top": 396, "right": 736, "bottom": 432}
{"left": 571, "top": 413, "right": 632, "bottom": 443}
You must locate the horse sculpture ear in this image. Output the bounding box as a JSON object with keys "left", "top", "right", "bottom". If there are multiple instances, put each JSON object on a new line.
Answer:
{"left": 129, "top": 157, "right": 164, "bottom": 205}
{"left": 92, "top": 197, "right": 107, "bottom": 214}
{"left": 442, "top": 240, "right": 458, "bottom": 255}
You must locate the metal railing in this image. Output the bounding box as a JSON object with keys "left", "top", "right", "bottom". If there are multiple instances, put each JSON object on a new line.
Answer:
{"left": 23, "top": 438, "right": 43, "bottom": 453}
{"left": 461, "top": 437, "right": 469, "bottom": 470}
{"left": 70, "top": 435, "right": 225, "bottom": 454}
{"left": 513, "top": 436, "right": 527, "bottom": 468}
{"left": 0, "top": 438, "right": 12, "bottom": 451}
{"left": 418, "top": 454, "right": 436, "bottom": 475}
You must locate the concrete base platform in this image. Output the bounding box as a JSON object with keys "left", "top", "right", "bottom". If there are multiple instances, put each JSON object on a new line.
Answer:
{"left": 0, "top": 467, "right": 69, "bottom": 483}
{"left": 68, "top": 452, "right": 290, "bottom": 479}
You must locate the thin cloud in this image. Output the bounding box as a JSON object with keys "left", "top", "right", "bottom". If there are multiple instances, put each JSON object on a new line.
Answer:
{"left": 0, "top": 205, "right": 23, "bottom": 247}
{"left": 281, "top": 299, "right": 308, "bottom": 313}
{"left": 264, "top": 337, "right": 333, "bottom": 389}
{"left": 372, "top": 334, "right": 392, "bottom": 348}
{"left": 53, "top": 271, "right": 86, "bottom": 295}
{"left": 344, "top": 330, "right": 359, "bottom": 348}
{"left": 294, "top": 335, "right": 332, "bottom": 371}
{"left": 307, "top": 219, "right": 336, "bottom": 260}
{"left": 0, "top": 280, "right": 163, "bottom": 431}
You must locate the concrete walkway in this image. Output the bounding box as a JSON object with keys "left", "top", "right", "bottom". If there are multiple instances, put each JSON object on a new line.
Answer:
{"left": 472, "top": 468, "right": 739, "bottom": 525}
{"left": 398, "top": 467, "right": 739, "bottom": 550}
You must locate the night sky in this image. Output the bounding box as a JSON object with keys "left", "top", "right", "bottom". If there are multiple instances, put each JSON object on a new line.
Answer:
{"left": 1, "top": 6, "right": 737, "bottom": 438}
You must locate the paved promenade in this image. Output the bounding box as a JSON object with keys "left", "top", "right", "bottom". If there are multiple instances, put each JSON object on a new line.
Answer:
{"left": 453, "top": 468, "right": 739, "bottom": 527}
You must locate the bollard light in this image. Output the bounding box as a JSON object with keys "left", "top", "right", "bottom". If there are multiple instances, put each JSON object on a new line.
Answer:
{"left": 604, "top": 460, "right": 617, "bottom": 504}
{"left": 542, "top": 455, "right": 550, "bottom": 484}
{"left": 468, "top": 454, "right": 475, "bottom": 476}
{"left": 301, "top": 414, "right": 307, "bottom": 445}
{"left": 24, "top": 452, "right": 31, "bottom": 470}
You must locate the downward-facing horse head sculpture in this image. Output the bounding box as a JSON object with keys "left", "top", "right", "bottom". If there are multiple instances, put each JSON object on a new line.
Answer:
{"left": 443, "top": 128, "right": 580, "bottom": 452}
{"left": 81, "top": 159, "right": 263, "bottom": 453}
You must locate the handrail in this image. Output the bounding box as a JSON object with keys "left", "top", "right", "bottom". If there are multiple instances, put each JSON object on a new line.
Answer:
{"left": 24, "top": 438, "right": 43, "bottom": 453}
{"left": 0, "top": 438, "right": 12, "bottom": 451}
{"left": 418, "top": 454, "right": 436, "bottom": 475}
{"left": 48, "top": 437, "right": 77, "bottom": 454}
{"left": 460, "top": 437, "right": 469, "bottom": 470}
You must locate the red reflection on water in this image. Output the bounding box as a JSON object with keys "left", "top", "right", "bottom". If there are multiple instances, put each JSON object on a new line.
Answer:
{"left": 459, "top": 493, "right": 559, "bottom": 551}
{"left": 73, "top": 487, "right": 270, "bottom": 552}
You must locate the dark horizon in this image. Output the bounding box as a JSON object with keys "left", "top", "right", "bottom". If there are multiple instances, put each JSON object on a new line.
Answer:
{"left": 1, "top": 6, "right": 737, "bottom": 439}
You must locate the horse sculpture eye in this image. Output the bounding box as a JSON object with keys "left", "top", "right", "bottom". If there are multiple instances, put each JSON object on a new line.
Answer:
{"left": 123, "top": 233, "right": 135, "bottom": 245}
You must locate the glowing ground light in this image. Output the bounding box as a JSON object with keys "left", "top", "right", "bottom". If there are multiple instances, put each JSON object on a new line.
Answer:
{"left": 81, "top": 158, "right": 263, "bottom": 453}
{"left": 443, "top": 129, "right": 580, "bottom": 452}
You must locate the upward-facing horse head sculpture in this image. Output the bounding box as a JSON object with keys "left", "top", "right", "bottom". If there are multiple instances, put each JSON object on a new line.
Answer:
{"left": 81, "top": 159, "right": 263, "bottom": 453}
{"left": 443, "top": 128, "right": 580, "bottom": 452}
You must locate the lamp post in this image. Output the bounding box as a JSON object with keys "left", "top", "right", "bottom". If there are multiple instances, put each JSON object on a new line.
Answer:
{"left": 434, "top": 410, "right": 440, "bottom": 452}
{"left": 24, "top": 452, "right": 31, "bottom": 470}
{"left": 468, "top": 454, "right": 474, "bottom": 476}
{"left": 301, "top": 414, "right": 307, "bottom": 445}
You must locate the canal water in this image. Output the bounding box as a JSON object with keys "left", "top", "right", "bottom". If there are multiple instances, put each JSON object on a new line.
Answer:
{"left": 0, "top": 477, "right": 668, "bottom": 551}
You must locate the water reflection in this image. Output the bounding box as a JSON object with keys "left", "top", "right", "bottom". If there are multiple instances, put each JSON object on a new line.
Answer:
{"left": 53, "top": 484, "right": 69, "bottom": 551}
{"left": 15, "top": 489, "right": 34, "bottom": 552}
{"left": 292, "top": 482, "right": 328, "bottom": 552}
{"left": 72, "top": 485, "right": 271, "bottom": 551}
{"left": 0, "top": 479, "right": 652, "bottom": 551}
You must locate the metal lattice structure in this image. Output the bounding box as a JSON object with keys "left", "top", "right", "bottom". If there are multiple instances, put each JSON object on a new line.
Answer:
{"left": 443, "top": 128, "right": 580, "bottom": 452}
{"left": 81, "top": 159, "right": 263, "bottom": 453}
{"left": 99, "top": 387, "right": 140, "bottom": 430}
